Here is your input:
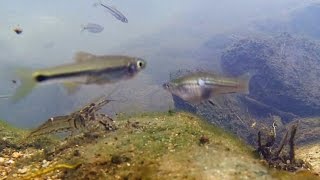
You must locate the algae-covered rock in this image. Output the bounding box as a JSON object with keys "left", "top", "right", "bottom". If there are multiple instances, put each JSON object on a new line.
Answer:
{"left": 46, "top": 112, "right": 272, "bottom": 179}
{"left": 1, "top": 113, "right": 319, "bottom": 179}
{"left": 0, "top": 119, "right": 27, "bottom": 151}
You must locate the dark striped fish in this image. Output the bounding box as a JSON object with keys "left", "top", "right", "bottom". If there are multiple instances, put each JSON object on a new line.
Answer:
{"left": 12, "top": 51, "right": 146, "bottom": 102}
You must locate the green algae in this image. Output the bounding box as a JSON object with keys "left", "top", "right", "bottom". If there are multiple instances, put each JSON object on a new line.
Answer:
{"left": 0, "top": 119, "right": 28, "bottom": 150}
{"left": 55, "top": 112, "right": 269, "bottom": 179}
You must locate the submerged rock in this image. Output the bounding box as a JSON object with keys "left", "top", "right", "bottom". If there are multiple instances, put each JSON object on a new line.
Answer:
{"left": 221, "top": 33, "right": 320, "bottom": 118}
{"left": 1, "top": 113, "right": 317, "bottom": 179}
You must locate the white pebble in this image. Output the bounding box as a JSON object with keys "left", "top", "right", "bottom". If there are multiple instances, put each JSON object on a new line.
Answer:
{"left": 0, "top": 157, "right": 5, "bottom": 163}
{"left": 17, "top": 167, "right": 28, "bottom": 174}
{"left": 6, "top": 159, "right": 15, "bottom": 164}
{"left": 42, "top": 160, "right": 50, "bottom": 168}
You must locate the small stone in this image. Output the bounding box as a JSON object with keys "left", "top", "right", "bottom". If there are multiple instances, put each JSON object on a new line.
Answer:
{"left": 0, "top": 157, "right": 5, "bottom": 163}
{"left": 17, "top": 167, "right": 28, "bottom": 174}
{"left": 6, "top": 159, "right": 15, "bottom": 164}
{"left": 199, "top": 135, "right": 210, "bottom": 145}
{"left": 73, "top": 150, "right": 81, "bottom": 157}
{"left": 286, "top": 160, "right": 290, "bottom": 164}
{"left": 42, "top": 160, "right": 49, "bottom": 167}
{"left": 42, "top": 160, "right": 50, "bottom": 168}
{"left": 12, "top": 152, "right": 22, "bottom": 159}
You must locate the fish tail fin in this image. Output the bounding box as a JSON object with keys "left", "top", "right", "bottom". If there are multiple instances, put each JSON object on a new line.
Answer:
{"left": 80, "top": 24, "right": 85, "bottom": 33}
{"left": 12, "top": 68, "right": 36, "bottom": 103}
{"left": 238, "top": 72, "right": 253, "bottom": 94}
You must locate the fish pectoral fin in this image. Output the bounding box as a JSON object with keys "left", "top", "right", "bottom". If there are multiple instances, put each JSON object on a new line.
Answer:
{"left": 62, "top": 83, "right": 80, "bottom": 95}
{"left": 73, "top": 51, "right": 95, "bottom": 63}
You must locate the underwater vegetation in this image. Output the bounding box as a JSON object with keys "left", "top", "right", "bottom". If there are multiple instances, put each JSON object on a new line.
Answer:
{"left": 0, "top": 112, "right": 318, "bottom": 179}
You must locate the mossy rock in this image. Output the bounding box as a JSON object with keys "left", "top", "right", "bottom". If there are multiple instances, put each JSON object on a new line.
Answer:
{"left": 3, "top": 113, "right": 319, "bottom": 179}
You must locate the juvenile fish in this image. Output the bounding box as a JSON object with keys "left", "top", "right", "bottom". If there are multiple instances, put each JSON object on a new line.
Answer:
{"left": 163, "top": 72, "right": 250, "bottom": 104}
{"left": 12, "top": 52, "right": 146, "bottom": 102}
{"left": 81, "top": 23, "right": 104, "bottom": 33}
{"left": 95, "top": 1, "right": 128, "bottom": 23}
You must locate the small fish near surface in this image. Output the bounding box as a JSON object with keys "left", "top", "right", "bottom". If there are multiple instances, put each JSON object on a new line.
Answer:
{"left": 12, "top": 51, "right": 146, "bottom": 102}
{"left": 13, "top": 25, "right": 23, "bottom": 34}
{"left": 81, "top": 23, "right": 104, "bottom": 33}
{"left": 94, "top": 1, "right": 128, "bottom": 23}
{"left": 163, "top": 72, "right": 251, "bottom": 104}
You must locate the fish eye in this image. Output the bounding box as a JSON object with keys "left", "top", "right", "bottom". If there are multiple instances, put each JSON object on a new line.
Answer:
{"left": 162, "top": 83, "right": 171, "bottom": 89}
{"left": 137, "top": 60, "right": 145, "bottom": 68}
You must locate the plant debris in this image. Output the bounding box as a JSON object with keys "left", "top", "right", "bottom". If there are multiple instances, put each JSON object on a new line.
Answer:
{"left": 256, "top": 123, "right": 312, "bottom": 172}
{"left": 26, "top": 95, "right": 117, "bottom": 139}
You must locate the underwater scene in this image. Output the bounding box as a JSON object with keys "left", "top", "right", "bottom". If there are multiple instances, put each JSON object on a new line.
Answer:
{"left": 0, "top": 0, "right": 320, "bottom": 179}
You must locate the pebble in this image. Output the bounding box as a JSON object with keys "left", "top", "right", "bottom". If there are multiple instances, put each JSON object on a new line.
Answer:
{"left": 12, "top": 152, "right": 22, "bottom": 159}
{"left": 17, "top": 167, "right": 28, "bottom": 174}
{"left": 42, "top": 160, "right": 50, "bottom": 168}
{"left": 6, "top": 160, "right": 15, "bottom": 164}
{"left": 0, "top": 157, "right": 5, "bottom": 163}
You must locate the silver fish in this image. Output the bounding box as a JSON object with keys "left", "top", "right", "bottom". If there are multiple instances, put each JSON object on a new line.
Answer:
{"left": 163, "top": 72, "right": 250, "bottom": 104}
{"left": 12, "top": 51, "right": 146, "bottom": 102}
{"left": 95, "top": 2, "right": 128, "bottom": 23}
{"left": 81, "top": 23, "right": 104, "bottom": 33}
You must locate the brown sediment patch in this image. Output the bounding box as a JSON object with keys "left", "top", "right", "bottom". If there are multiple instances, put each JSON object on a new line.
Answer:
{"left": 296, "top": 144, "right": 320, "bottom": 175}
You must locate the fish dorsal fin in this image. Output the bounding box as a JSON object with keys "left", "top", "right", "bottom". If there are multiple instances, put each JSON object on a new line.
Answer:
{"left": 74, "top": 51, "right": 95, "bottom": 63}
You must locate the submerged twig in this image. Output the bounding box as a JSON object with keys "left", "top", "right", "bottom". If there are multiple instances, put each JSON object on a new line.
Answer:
{"left": 274, "top": 131, "right": 288, "bottom": 157}
{"left": 256, "top": 123, "right": 310, "bottom": 172}
{"left": 289, "top": 124, "right": 297, "bottom": 162}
